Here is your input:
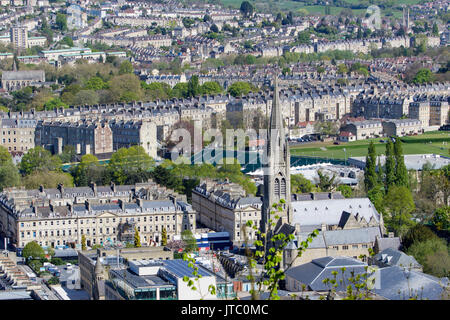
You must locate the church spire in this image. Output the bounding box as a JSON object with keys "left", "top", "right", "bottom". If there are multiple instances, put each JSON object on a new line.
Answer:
{"left": 270, "top": 76, "right": 283, "bottom": 131}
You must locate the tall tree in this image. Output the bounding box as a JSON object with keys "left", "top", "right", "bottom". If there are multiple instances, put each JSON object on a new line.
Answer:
{"left": 0, "top": 146, "right": 20, "bottom": 190}
{"left": 240, "top": 1, "right": 254, "bottom": 18}
{"left": 394, "top": 139, "right": 409, "bottom": 188}
{"left": 364, "top": 142, "right": 378, "bottom": 191}
{"left": 187, "top": 75, "right": 201, "bottom": 98}
{"left": 385, "top": 140, "right": 396, "bottom": 192}
{"left": 161, "top": 227, "right": 167, "bottom": 246}
{"left": 134, "top": 227, "right": 141, "bottom": 247}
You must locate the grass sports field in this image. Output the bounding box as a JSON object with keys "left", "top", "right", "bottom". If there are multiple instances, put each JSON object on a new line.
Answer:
{"left": 218, "top": 0, "right": 421, "bottom": 16}
{"left": 290, "top": 131, "right": 450, "bottom": 160}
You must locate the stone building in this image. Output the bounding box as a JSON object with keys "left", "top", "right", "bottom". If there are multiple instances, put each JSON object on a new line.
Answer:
{"left": 341, "top": 120, "right": 384, "bottom": 140}
{"left": 0, "top": 118, "right": 36, "bottom": 153}
{"left": 35, "top": 119, "right": 113, "bottom": 156}
{"left": 109, "top": 120, "right": 157, "bottom": 158}
{"left": 0, "top": 181, "right": 195, "bottom": 249}
{"left": 1, "top": 70, "right": 45, "bottom": 91}
{"left": 382, "top": 119, "right": 423, "bottom": 137}
{"left": 191, "top": 180, "right": 262, "bottom": 245}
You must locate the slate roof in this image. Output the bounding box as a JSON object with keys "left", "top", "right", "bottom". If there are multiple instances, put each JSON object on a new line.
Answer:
{"left": 372, "top": 266, "right": 449, "bottom": 300}
{"left": 285, "top": 256, "right": 368, "bottom": 291}
{"left": 375, "top": 236, "right": 401, "bottom": 252}
{"left": 292, "top": 198, "right": 380, "bottom": 227}
{"left": 373, "top": 248, "right": 422, "bottom": 269}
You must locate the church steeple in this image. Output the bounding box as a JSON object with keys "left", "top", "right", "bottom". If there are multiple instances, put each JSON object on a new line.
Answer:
{"left": 261, "top": 76, "right": 292, "bottom": 236}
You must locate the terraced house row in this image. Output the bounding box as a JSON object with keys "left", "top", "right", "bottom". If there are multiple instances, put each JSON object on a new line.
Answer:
{"left": 0, "top": 181, "right": 196, "bottom": 249}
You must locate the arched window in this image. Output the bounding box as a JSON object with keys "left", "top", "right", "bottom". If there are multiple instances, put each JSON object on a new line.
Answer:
{"left": 280, "top": 178, "right": 286, "bottom": 197}
{"left": 274, "top": 178, "right": 280, "bottom": 196}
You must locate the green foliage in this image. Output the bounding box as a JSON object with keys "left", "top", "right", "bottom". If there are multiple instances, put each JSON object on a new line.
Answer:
{"left": 71, "top": 154, "right": 106, "bottom": 186}
{"left": 316, "top": 170, "right": 337, "bottom": 192}
{"left": 44, "top": 97, "right": 68, "bottom": 110}
{"left": 385, "top": 140, "right": 396, "bottom": 192}
{"left": 134, "top": 227, "right": 141, "bottom": 247}
{"left": 19, "top": 147, "right": 62, "bottom": 175}
{"left": 161, "top": 227, "right": 167, "bottom": 246}
{"left": 364, "top": 141, "right": 378, "bottom": 192}
{"left": 118, "top": 60, "right": 133, "bottom": 75}
{"left": 394, "top": 139, "right": 409, "bottom": 188}
{"left": 23, "top": 241, "right": 45, "bottom": 261}
{"left": 55, "top": 13, "right": 67, "bottom": 31}
{"left": 402, "top": 224, "right": 438, "bottom": 250}
{"left": 22, "top": 170, "right": 74, "bottom": 189}
{"left": 407, "top": 237, "right": 450, "bottom": 277}
{"left": 413, "top": 68, "right": 434, "bottom": 84}
{"left": 107, "top": 146, "right": 155, "bottom": 185}
{"left": 227, "top": 81, "right": 257, "bottom": 97}
{"left": 337, "top": 184, "right": 353, "bottom": 198}
{"left": 432, "top": 206, "right": 450, "bottom": 231}
{"left": 81, "top": 234, "right": 87, "bottom": 251}
{"left": 47, "top": 276, "right": 60, "bottom": 285}
{"left": 50, "top": 257, "right": 64, "bottom": 265}
{"left": 84, "top": 76, "right": 107, "bottom": 91}
{"left": 0, "top": 146, "right": 20, "bottom": 191}
{"left": 187, "top": 75, "right": 201, "bottom": 98}
{"left": 181, "top": 230, "right": 198, "bottom": 253}
{"left": 201, "top": 81, "right": 223, "bottom": 95}
{"left": 240, "top": 1, "right": 254, "bottom": 17}
{"left": 291, "top": 174, "right": 314, "bottom": 193}
{"left": 384, "top": 185, "right": 416, "bottom": 237}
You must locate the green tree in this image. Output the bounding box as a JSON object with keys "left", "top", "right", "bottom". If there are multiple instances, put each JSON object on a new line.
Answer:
{"left": 413, "top": 68, "right": 434, "bottom": 84}
{"left": 384, "top": 185, "right": 416, "bottom": 237}
{"left": 161, "top": 227, "right": 167, "bottom": 246}
{"left": 71, "top": 154, "right": 105, "bottom": 186}
{"left": 297, "top": 31, "right": 311, "bottom": 44}
{"left": 19, "top": 146, "right": 62, "bottom": 175}
{"left": 72, "top": 90, "right": 99, "bottom": 106}
{"left": 118, "top": 60, "right": 133, "bottom": 75}
{"left": 317, "top": 170, "right": 337, "bottom": 192}
{"left": 22, "top": 171, "right": 74, "bottom": 189}
{"left": 187, "top": 75, "right": 201, "bottom": 98}
{"left": 402, "top": 224, "right": 438, "bottom": 250}
{"left": 107, "top": 74, "right": 143, "bottom": 102}
{"left": 336, "top": 184, "right": 353, "bottom": 198}
{"left": 22, "top": 241, "right": 45, "bottom": 261}
{"left": 432, "top": 22, "right": 439, "bottom": 36}
{"left": 240, "top": 1, "right": 254, "bottom": 18}
{"left": 291, "top": 174, "right": 314, "bottom": 193}
{"left": 394, "top": 139, "right": 409, "bottom": 188}
{"left": 227, "top": 81, "right": 255, "bottom": 97}
{"left": 56, "top": 13, "right": 67, "bottom": 31}
{"left": 337, "top": 63, "right": 348, "bottom": 74}
{"left": 81, "top": 234, "right": 87, "bottom": 251}
{"left": 181, "top": 230, "right": 198, "bottom": 253}
{"left": 201, "top": 81, "right": 222, "bottom": 95}
{"left": 385, "top": 140, "right": 396, "bottom": 192}
{"left": 432, "top": 206, "right": 450, "bottom": 232}
{"left": 84, "top": 76, "right": 106, "bottom": 91}
{"left": 364, "top": 142, "right": 378, "bottom": 192}
{"left": 0, "top": 146, "right": 20, "bottom": 190}
{"left": 134, "top": 227, "right": 141, "bottom": 247}
{"left": 107, "top": 146, "right": 155, "bottom": 185}
{"left": 407, "top": 237, "right": 450, "bottom": 277}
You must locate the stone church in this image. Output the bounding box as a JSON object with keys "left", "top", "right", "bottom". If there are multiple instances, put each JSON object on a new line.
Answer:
{"left": 261, "top": 77, "right": 295, "bottom": 240}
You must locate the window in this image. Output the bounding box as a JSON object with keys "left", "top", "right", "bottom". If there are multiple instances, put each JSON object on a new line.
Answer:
{"left": 342, "top": 245, "right": 349, "bottom": 250}
{"left": 352, "top": 245, "right": 359, "bottom": 249}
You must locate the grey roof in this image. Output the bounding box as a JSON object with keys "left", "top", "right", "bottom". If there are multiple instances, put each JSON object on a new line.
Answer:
{"left": 164, "top": 259, "right": 212, "bottom": 279}
{"left": 285, "top": 256, "right": 368, "bottom": 291}
{"left": 372, "top": 266, "right": 449, "bottom": 300}
{"left": 54, "top": 248, "right": 78, "bottom": 258}
{"left": 292, "top": 198, "right": 380, "bottom": 227}
{"left": 109, "top": 268, "right": 171, "bottom": 289}
{"left": 375, "top": 236, "right": 402, "bottom": 252}
{"left": 2, "top": 70, "right": 45, "bottom": 81}
{"left": 0, "top": 291, "right": 33, "bottom": 300}
{"left": 373, "top": 248, "right": 422, "bottom": 269}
